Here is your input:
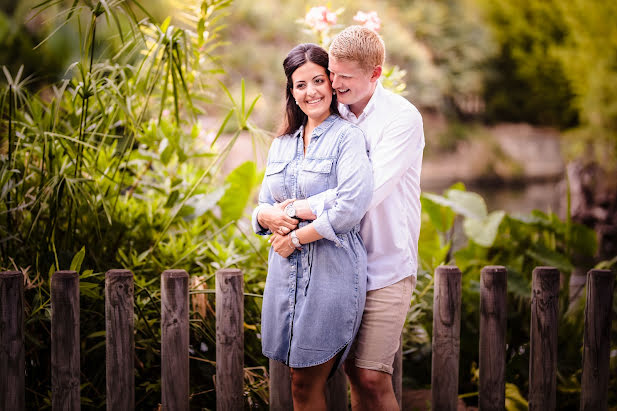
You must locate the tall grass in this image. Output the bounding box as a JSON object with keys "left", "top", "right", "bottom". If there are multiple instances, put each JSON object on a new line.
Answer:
{"left": 0, "top": 0, "right": 269, "bottom": 408}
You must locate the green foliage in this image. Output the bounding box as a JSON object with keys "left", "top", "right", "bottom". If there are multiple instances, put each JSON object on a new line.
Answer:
{"left": 476, "top": 0, "right": 617, "bottom": 163}
{"left": 476, "top": 0, "right": 578, "bottom": 127}
{"left": 405, "top": 183, "right": 612, "bottom": 408}
{"left": 551, "top": 0, "right": 617, "bottom": 163}
{"left": 0, "top": 0, "right": 270, "bottom": 408}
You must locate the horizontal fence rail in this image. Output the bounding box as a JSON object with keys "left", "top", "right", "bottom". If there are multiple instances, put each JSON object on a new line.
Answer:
{"left": 0, "top": 266, "right": 614, "bottom": 410}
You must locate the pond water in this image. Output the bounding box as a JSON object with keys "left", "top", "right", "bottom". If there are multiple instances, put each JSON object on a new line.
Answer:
{"left": 449, "top": 180, "right": 565, "bottom": 216}
{"left": 475, "top": 181, "right": 564, "bottom": 216}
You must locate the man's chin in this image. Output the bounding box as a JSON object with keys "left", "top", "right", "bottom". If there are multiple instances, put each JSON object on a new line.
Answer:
{"left": 336, "top": 93, "right": 352, "bottom": 104}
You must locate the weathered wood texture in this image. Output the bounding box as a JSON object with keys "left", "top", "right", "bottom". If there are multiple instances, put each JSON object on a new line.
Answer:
{"left": 161, "top": 270, "right": 189, "bottom": 411}
{"left": 580, "top": 269, "right": 615, "bottom": 411}
{"left": 269, "top": 360, "right": 293, "bottom": 410}
{"left": 0, "top": 271, "right": 25, "bottom": 411}
{"left": 105, "top": 269, "right": 134, "bottom": 411}
{"left": 479, "top": 266, "right": 507, "bottom": 411}
{"left": 51, "top": 270, "right": 80, "bottom": 411}
{"left": 392, "top": 338, "right": 403, "bottom": 410}
{"left": 431, "top": 265, "right": 462, "bottom": 411}
{"left": 216, "top": 269, "right": 244, "bottom": 411}
{"left": 529, "top": 267, "right": 559, "bottom": 411}
{"left": 325, "top": 366, "right": 348, "bottom": 411}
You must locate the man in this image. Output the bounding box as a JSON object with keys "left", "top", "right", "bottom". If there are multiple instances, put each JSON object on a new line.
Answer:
{"left": 256, "top": 26, "right": 424, "bottom": 410}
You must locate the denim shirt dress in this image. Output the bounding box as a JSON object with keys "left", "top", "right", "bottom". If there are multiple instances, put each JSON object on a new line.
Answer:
{"left": 252, "top": 114, "right": 373, "bottom": 368}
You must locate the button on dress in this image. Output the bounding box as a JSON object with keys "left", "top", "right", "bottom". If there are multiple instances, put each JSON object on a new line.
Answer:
{"left": 252, "top": 115, "right": 373, "bottom": 368}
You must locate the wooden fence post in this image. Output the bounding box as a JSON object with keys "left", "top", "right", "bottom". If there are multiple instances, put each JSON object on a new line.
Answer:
{"left": 216, "top": 269, "right": 244, "bottom": 411}
{"left": 325, "top": 366, "right": 348, "bottom": 411}
{"left": 529, "top": 266, "right": 559, "bottom": 411}
{"left": 161, "top": 269, "right": 189, "bottom": 411}
{"left": 269, "top": 360, "right": 293, "bottom": 410}
{"left": 51, "top": 270, "right": 80, "bottom": 411}
{"left": 431, "top": 265, "right": 462, "bottom": 411}
{"left": 392, "top": 338, "right": 403, "bottom": 409}
{"left": 105, "top": 269, "right": 134, "bottom": 411}
{"left": 0, "top": 271, "right": 24, "bottom": 411}
{"left": 479, "top": 266, "right": 507, "bottom": 411}
{"left": 580, "top": 269, "right": 615, "bottom": 411}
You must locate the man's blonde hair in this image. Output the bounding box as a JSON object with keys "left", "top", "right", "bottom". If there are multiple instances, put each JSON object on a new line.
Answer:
{"left": 329, "top": 25, "right": 385, "bottom": 73}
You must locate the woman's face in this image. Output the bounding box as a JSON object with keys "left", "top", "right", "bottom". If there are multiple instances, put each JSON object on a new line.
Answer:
{"left": 290, "top": 61, "right": 333, "bottom": 126}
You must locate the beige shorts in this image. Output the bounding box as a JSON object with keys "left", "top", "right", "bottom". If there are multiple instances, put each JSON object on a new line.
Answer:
{"left": 347, "top": 275, "right": 416, "bottom": 374}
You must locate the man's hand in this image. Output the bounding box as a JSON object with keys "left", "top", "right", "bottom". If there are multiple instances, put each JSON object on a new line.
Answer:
{"left": 258, "top": 199, "right": 298, "bottom": 235}
{"left": 269, "top": 233, "right": 297, "bottom": 258}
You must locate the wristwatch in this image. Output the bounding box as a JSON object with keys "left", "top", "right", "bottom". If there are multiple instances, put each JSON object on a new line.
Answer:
{"left": 290, "top": 230, "right": 302, "bottom": 249}
{"left": 284, "top": 202, "right": 300, "bottom": 220}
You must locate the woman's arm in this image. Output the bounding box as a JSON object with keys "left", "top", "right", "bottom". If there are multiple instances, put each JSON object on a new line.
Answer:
{"left": 271, "top": 125, "right": 372, "bottom": 257}
{"left": 251, "top": 150, "right": 298, "bottom": 235}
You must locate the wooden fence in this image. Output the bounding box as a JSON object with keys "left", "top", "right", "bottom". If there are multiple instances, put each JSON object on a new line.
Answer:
{"left": 0, "top": 266, "right": 614, "bottom": 410}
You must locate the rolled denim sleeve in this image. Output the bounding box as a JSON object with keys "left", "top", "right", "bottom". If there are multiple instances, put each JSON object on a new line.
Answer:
{"left": 251, "top": 203, "right": 273, "bottom": 235}
{"left": 312, "top": 125, "right": 373, "bottom": 245}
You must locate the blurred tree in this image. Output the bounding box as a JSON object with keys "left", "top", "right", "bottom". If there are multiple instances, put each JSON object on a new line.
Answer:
{"left": 0, "top": 1, "right": 76, "bottom": 85}
{"left": 476, "top": 0, "right": 579, "bottom": 127}
{"left": 402, "top": 0, "right": 493, "bottom": 118}
{"left": 552, "top": 0, "right": 617, "bottom": 163}
{"left": 0, "top": 0, "right": 17, "bottom": 15}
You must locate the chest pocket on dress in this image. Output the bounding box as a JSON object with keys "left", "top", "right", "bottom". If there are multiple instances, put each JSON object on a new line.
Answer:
{"left": 301, "top": 159, "right": 333, "bottom": 197}
{"left": 265, "top": 161, "right": 289, "bottom": 202}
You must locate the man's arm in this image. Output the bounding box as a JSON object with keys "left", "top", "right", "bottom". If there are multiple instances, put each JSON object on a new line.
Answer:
{"left": 295, "top": 107, "right": 423, "bottom": 217}
{"left": 367, "top": 108, "right": 424, "bottom": 210}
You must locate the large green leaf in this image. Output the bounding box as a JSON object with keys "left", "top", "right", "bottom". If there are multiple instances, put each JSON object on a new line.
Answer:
{"left": 421, "top": 194, "right": 455, "bottom": 233}
{"left": 70, "top": 246, "right": 85, "bottom": 272}
{"left": 218, "top": 161, "right": 258, "bottom": 224}
{"left": 569, "top": 222, "right": 597, "bottom": 257}
{"left": 464, "top": 210, "right": 506, "bottom": 247}
{"left": 446, "top": 189, "right": 487, "bottom": 219}
{"left": 182, "top": 187, "right": 226, "bottom": 219}
{"left": 418, "top": 212, "right": 450, "bottom": 271}
{"left": 505, "top": 382, "right": 529, "bottom": 411}
{"left": 423, "top": 189, "right": 487, "bottom": 220}
{"left": 526, "top": 244, "right": 573, "bottom": 272}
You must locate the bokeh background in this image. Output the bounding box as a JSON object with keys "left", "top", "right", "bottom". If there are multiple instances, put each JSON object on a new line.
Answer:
{"left": 1, "top": 0, "right": 615, "bottom": 409}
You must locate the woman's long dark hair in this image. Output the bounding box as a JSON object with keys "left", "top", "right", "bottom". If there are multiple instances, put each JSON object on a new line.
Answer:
{"left": 279, "top": 43, "right": 339, "bottom": 136}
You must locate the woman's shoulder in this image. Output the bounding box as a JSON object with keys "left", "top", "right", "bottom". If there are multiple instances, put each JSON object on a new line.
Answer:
{"left": 270, "top": 130, "right": 299, "bottom": 148}
{"left": 329, "top": 117, "right": 366, "bottom": 143}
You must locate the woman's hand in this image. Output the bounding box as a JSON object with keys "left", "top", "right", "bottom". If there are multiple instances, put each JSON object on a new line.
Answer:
{"left": 269, "top": 233, "right": 297, "bottom": 258}
{"left": 258, "top": 199, "right": 298, "bottom": 235}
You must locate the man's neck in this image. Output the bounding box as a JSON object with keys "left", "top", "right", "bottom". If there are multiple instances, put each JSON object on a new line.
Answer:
{"left": 349, "top": 82, "right": 378, "bottom": 117}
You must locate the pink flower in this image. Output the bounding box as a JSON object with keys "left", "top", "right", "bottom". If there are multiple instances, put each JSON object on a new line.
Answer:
{"left": 353, "top": 10, "right": 381, "bottom": 32}
{"left": 305, "top": 6, "right": 337, "bottom": 32}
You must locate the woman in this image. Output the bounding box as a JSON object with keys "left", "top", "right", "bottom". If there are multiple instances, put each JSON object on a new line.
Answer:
{"left": 251, "top": 43, "right": 372, "bottom": 410}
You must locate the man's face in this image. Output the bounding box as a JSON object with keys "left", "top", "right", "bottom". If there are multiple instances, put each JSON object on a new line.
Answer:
{"left": 328, "top": 57, "right": 377, "bottom": 115}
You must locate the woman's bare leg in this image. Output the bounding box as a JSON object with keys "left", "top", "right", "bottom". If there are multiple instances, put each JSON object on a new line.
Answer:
{"left": 289, "top": 357, "right": 337, "bottom": 411}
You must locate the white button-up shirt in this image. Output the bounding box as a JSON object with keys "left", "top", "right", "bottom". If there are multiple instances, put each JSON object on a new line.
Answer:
{"left": 310, "top": 82, "right": 425, "bottom": 290}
